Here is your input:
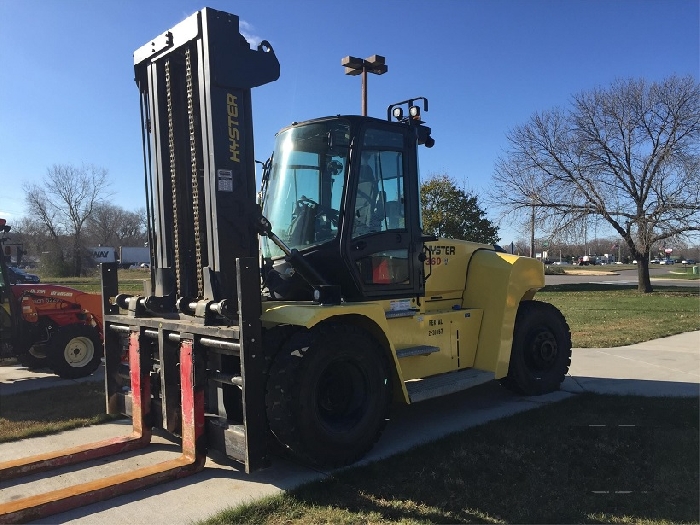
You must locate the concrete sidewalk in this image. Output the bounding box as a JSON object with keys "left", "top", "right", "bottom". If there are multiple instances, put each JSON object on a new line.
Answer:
{"left": 0, "top": 331, "right": 698, "bottom": 524}
{"left": 563, "top": 330, "right": 700, "bottom": 397}
{"left": 0, "top": 361, "right": 104, "bottom": 396}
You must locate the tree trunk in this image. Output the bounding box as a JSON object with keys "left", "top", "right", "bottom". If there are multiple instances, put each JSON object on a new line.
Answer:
{"left": 636, "top": 252, "right": 653, "bottom": 293}
{"left": 72, "top": 238, "right": 83, "bottom": 277}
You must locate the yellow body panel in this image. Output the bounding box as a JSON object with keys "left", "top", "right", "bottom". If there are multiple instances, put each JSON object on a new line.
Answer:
{"left": 389, "top": 308, "right": 483, "bottom": 379}
{"left": 261, "top": 300, "right": 389, "bottom": 330}
{"left": 260, "top": 238, "right": 544, "bottom": 402}
{"left": 462, "top": 251, "right": 542, "bottom": 378}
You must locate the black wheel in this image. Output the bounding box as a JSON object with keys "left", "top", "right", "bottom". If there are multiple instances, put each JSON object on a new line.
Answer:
{"left": 17, "top": 346, "right": 50, "bottom": 371}
{"left": 262, "top": 324, "right": 301, "bottom": 371}
{"left": 221, "top": 325, "right": 301, "bottom": 423}
{"left": 501, "top": 301, "right": 571, "bottom": 396}
{"left": 266, "top": 322, "right": 392, "bottom": 468}
{"left": 48, "top": 324, "right": 103, "bottom": 379}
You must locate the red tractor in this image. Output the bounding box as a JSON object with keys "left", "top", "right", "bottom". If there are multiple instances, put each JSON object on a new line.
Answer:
{"left": 0, "top": 218, "right": 104, "bottom": 379}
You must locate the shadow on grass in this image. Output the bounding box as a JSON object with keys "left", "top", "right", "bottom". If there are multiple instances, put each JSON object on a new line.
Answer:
{"left": 544, "top": 283, "right": 636, "bottom": 292}
{"left": 0, "top": 380, "right": 112, "bottom": 443}
{"left": 212, "top": 393, "right": 698, "bottom": 525}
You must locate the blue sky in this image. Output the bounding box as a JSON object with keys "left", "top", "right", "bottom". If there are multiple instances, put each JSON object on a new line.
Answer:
{"left": 1, "top": 0, "right": 698, "bottom": 245}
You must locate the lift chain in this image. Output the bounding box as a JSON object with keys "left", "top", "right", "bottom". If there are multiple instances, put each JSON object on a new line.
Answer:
{"left": 165, "top": 59, "right": 182, "bottom": 294}
{"left": 185, "top": 47, "right": 204, "bottom": 298}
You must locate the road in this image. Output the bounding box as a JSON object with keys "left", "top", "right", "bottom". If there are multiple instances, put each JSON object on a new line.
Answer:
{"left": 545, "top": 267, "right": 700, "bottom": 288}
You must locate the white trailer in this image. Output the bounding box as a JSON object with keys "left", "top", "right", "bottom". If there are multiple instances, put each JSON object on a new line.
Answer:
{"left": 119, "top": 246, "right": 150, "bottom": 268}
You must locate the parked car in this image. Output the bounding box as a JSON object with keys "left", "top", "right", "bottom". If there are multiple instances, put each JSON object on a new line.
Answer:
{"left": 681, "top": 259, "right": 696, "bottom": 265}
{"left": 6, "top": 266, "right": 40, "bottom": 284}
{"left": 659, "top": 259, "right": 675, "bottom": 265}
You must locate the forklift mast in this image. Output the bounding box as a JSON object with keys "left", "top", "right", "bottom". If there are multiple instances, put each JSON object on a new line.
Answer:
{"left": 0, "top": 10, "right": 280, "bottom": 522}
{"left": 134, "top": 8, "right": 279, "bottom": 304}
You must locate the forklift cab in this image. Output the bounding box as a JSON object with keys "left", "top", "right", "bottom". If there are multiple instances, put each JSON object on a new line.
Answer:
{"left": 261, "top": 100, "right": 434, "bottom": 302}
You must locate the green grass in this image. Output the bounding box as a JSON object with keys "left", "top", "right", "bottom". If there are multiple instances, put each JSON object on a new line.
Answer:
{"left": 35, "top": 269, "right": 148, "bottom": 294}
{"left": 0, "top": 382, "right": 116, "bottom": 442}
{"left": 202, "top": 394, "right": 699, "bottom": 525}
{"left": 664, "top": 269, "right": 700, "bottom": 280}
{"left": 538, "top": 284, "right": 700, "bottom": 347}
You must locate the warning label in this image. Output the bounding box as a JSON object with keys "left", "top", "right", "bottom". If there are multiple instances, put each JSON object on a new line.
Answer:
{"left": 218, "top": 169, "right": 233, "bottom": 192}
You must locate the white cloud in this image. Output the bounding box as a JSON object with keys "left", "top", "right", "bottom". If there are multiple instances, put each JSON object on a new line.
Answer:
{"left": 239, "top": 20, "right": 262, "bottom": 48}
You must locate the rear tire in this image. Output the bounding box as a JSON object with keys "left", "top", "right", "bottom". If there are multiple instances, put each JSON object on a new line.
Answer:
{"left": 48, "top": 325, "right": 103, "bottom": 379}
{"left": 266, "top": 322, "right": 392, "bottom": 468}
{"left": 501, "top": 301, "right": 571, "bottom": 395}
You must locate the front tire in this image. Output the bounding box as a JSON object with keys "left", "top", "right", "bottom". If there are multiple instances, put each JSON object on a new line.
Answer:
{"left": 501, "top": 301, "right": 571, "bottom": 395}
{"left": 266, "top": 322, "right": 392, "bottom": 468}
{"left": 48, "top": 325, "right": 103, "bottom": 379}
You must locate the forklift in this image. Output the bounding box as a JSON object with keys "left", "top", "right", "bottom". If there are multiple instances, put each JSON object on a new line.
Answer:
{"left": 0, "top": 8, "right": 570, "bottom": 522}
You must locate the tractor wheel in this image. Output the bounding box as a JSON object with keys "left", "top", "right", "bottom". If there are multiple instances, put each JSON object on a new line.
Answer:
{"left": 266, "top": 322, "right": 392, "bottom": 468}
{"left": 48, "top": 325, "right": 103, "bottom": 379}
{"left": 501, "top": 301, "right": 572, "bottom": 396}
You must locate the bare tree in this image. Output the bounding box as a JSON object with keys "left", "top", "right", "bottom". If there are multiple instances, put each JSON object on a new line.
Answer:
{"left": 86, "top": 204, "right": 147, "bottom": 247}
{"left": 492, "top": 76, "right": 700, "bottom": 292}
{"left": 23, "top": 163, "right": 111, "bottom": 276}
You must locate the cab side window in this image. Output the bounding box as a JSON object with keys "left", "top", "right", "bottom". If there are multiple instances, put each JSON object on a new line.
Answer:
{"left": 351, "top": 127, "right": 410, "bottom": 286}
{"left": 351, "top": 130, "right": 407, "bottom": 239}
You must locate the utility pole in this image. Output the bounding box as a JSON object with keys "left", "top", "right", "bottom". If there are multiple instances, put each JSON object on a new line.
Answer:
{"left": 341, "top": 55, "right": 387, "bottom": 116}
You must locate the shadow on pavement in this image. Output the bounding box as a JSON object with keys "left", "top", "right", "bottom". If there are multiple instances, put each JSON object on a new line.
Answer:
{"left": 564, "top": 375, "right": 700, "bottom": 397}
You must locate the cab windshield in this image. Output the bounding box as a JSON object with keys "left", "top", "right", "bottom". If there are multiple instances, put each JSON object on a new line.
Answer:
{"left": 261, "top": 119, "right": 350, "bottom": 258}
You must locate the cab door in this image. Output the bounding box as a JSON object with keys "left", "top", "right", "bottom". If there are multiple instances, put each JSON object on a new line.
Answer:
{"left": 342, "top": 123, "right": 424, "bottom": 300}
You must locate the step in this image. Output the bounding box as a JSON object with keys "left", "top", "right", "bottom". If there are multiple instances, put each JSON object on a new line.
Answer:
{"left": 405, "top": 368, "right": 495, "bottom": 403}
{"left": 395, "top": 345, "right": 440, "bottom": 358}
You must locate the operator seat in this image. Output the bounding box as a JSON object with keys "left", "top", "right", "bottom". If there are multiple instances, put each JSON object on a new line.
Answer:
{"left": 384, "top": 200, "right": 404, "bottom": 230}
{"left": 353, "top": 164, "right": 378, "bottom": 235}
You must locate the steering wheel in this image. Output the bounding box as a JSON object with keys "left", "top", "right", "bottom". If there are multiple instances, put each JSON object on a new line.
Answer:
{"left": 297, "top": 196, "right": 340, "bottom": 225}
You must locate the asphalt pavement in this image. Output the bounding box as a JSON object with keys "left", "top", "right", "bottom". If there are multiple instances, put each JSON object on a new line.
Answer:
{"left": 0, "top": 331, "right": 698, "bottom": 524}
{"left": 545, "top": 267, "right": 700, "bottom": 287}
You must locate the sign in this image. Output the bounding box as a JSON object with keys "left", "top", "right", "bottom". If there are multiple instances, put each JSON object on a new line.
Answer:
{"left": 664, "top": 248, "right": 673, "bottom": 254}
{"left": 218, "top": 169, "right": 233, "bottom": 192}
{"left": 88, "top": 247, "right": 116, "bottom": 263}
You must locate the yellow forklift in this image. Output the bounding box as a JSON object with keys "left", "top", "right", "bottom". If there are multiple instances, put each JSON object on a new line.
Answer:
{"left": 0, "top": 7, "right": 570, "bottom": 522}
